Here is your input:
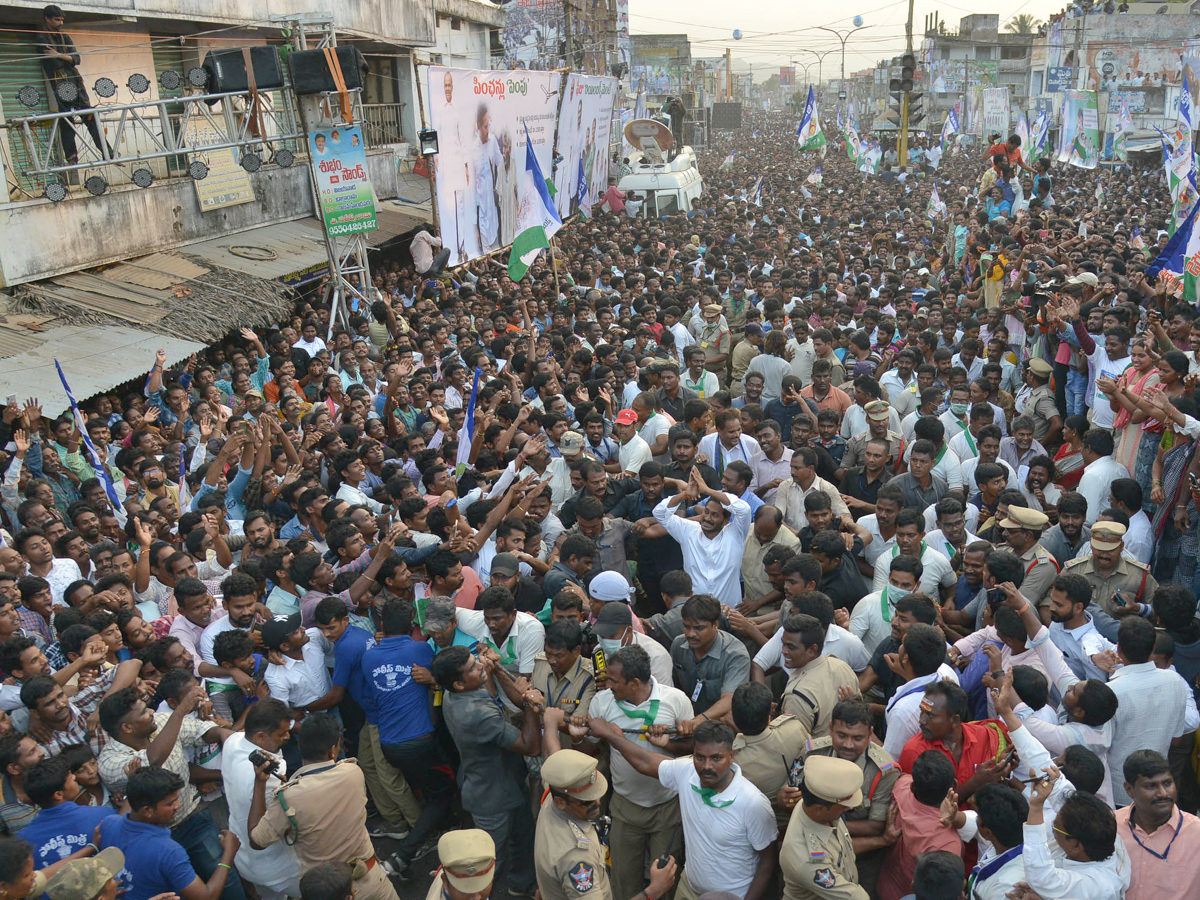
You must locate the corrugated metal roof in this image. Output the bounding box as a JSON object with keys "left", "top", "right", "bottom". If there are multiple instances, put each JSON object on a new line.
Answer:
{"left": 184, "top": 219, "right": 331, "bottom": 281}
{"left": 0, "top": 325, "right": 205, "bottom": 416}
{"left": 369, "top": 203, "right": 431, "bottom": 247}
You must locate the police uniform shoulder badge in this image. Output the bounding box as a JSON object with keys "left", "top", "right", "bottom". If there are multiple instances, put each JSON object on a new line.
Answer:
{"left": 569, "top": 862, "right": 595, "bottom": 893}
{"left": 813, "top": 868, "right": 836, "bottom": 889}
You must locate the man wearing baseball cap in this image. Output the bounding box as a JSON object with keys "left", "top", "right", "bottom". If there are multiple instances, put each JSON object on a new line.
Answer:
{"left": 614, "top": 409, "right": 653, "bottom": 476}
{"left": 535, "top": 749, "right": 678, "bottom": 900}
{"left": 780, "top": 756, "right": 878, "bottom": 900}
{"left": 44, "top": 848, "right": 126, "bottom": 900}
{"left": 424, "top": 829, "right": 496, "bottom": 900}
{"left": 260, "top": 614, "right": 332, "bottom": 716}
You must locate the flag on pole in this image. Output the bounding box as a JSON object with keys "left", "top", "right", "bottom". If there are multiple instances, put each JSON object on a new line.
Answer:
{"left": 1146, "top": 200, "right": 1200, "bottom": 304}
{"left": 54, "top": 360, "right": 121, "bottom": 507}
{"left": 752, "top": 175, "right": 763, "bottom": 207}
{"left": 1015, "top": 112, "right": 1031, "bottom": 159}
{"left": 508, "top": 123, "right": 563, "bottom": 282}
{"left": 927, "top": 182, "right": 947, "bottom": 220}
{"left": 721, "top": 151, "right": 735, "bottom": 170}
{"left": 940, "top": 106, "right": 960, "bottom": 152}
{"left": 797, "top": 86, "right": 826, "bottom": 150}
{"left": 454, "top": 367, "right": 483, "bottom": 476}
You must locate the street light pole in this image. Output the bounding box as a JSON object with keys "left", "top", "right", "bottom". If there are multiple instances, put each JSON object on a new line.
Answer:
{"left": 798, "top": 48, "right": 835, "bottom": 97}
{"left": 816, "top": 24, "right": 871, "bottom": 103}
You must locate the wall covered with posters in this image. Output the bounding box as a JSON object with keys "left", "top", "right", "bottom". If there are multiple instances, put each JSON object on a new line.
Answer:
{"left": 554, "top": 74, "right": 619, "bottom": 219}
{"left": 423, "top": 66, "right": 562, "bottom": 266}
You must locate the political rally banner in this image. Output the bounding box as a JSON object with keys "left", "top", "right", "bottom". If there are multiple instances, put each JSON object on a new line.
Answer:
{"left": 424, "top": 67, "right": 563, "bottom": 267}
{"left": 1029, "top": 109, "right": 1051, "bottom": 162}
{"left": 308, "top": 125, "right": 376, "bottom": 236}
{"left": 982, "top": 88, "right": 1011, "bottom": 135}
{"left": 554, "top": 74, "right": 620, "bottom": 219}
{"left": 1058, "top": 90, "right": 1100, "bottom": 169}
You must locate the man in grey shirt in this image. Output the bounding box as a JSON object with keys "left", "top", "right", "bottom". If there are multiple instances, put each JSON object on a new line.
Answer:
{"left": 432, "top": 645, "right": 544, "bottom": 893}
{"left": 668, "top": 595, "right": 751, "bottom": 732}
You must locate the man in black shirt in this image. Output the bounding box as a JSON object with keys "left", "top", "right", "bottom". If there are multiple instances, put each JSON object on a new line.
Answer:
{"left": 809, "top": 528, "right": 868, "bottom": 612}
{"left": 36, "top": 6, "right": 111, "bottom": 163}
{"left": 838, "top": 437, "right": 894, "bottom": 520}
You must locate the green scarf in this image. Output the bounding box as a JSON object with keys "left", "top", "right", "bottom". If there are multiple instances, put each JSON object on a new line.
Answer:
{"left": 691, "top": 784, "right": 736, "bottom": 808}
{"left": 486, "top": 635, "right": 517, "bottom": 666}
{"left": 879, "top": 587, "right": 892, "bottom": 623}
{"left": 615, "top": 699, "right": 660, "bottom": 727}
{"left": 892, "top": 540, "right": 927, "bottom": 559}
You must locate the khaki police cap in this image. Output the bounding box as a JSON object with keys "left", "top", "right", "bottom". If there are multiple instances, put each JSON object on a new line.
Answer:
{"left": 703, "top": 304, "right": 724, "bottom": 316}
{"left": 999, "top": 506, "right": 1049, "bottom": 531}
{"left": 541, "top": 749, "right": 608, "bottom": 802}
{"left": 802, "top": 755, "right": 863, "bottom": 807}
{"left": 438, "top": 829, "right": 497, "bottom": 894}
{"left": 865, "top": 400, "right": 891, "bottom": 421}
{"left": 1027, "top": 358, "right": 1053, "bottom": 378}
{"left": 45, "top": 848, "right": 125, "bottom": 900}
{"left": 1091, "top": 521, "right": 1127, "bottom": 551}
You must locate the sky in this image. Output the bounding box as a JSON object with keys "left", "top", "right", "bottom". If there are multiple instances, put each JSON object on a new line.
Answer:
{"left": 629, "top": 0, "right": 1068, "bottom": 82}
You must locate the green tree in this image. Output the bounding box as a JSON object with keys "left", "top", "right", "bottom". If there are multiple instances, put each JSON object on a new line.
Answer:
{"left": 1006, "top": 14, "right": 1043, "bottom": 34}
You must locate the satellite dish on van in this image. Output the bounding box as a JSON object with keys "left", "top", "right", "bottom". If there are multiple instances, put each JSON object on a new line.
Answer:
{"left": 623, "top": 117, "right": 674, "bottom": 164}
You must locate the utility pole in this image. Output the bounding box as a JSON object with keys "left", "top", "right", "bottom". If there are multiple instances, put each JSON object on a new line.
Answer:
{"left": 726, "top": 47, "right": 733, "bottom": 100}
{"left": 899, "top": 0, "right": 915, "bottom": 168}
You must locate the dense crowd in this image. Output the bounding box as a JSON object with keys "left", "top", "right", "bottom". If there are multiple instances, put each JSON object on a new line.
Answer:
{"left": 1, "top": 108, "right": 1199, "bottom": 900}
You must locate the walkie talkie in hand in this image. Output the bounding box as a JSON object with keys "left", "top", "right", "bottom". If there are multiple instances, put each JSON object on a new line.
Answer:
{"left": 657, "top": 830, "right": 678, "bottom": 869}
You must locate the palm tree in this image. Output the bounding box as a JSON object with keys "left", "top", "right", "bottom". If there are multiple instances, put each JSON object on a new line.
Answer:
{"left": 1006, "top": 14, "right": 1043, "bottom": 33}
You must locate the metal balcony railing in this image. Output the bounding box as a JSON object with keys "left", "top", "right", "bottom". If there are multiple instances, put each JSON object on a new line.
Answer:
{"left": 3, "top": 84, "right": 306, "bottom": 202}
{"left": 361, "top": 102, "right": 407, "bottom": 146}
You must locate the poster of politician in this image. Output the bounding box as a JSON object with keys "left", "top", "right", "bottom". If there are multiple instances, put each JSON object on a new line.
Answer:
{"left": 424, "top": 67, "right": 563, "bottom": 266}
{"left": 554, "top": 74, "right": 619, "bottom": 219}
{"left": 1058, "top": 90, "right": 1100, "bottom": 169}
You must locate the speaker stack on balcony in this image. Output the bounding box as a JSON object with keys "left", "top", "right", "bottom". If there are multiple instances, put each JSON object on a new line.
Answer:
{"left": 288, "top": 46, "right": 369, "bottom": 129}
{"left": 200, "top": 47, "right": 285, "bottom": 94}
{"left": 288, "top": 46, "right": 368, "bottom": 95}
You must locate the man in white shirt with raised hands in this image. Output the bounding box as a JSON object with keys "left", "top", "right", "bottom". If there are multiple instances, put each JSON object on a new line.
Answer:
{"left": 652, "top": 467, "right": 751, "bottom": 608}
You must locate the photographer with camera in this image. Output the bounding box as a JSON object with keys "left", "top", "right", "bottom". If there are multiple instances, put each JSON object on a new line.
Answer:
{"left": 220, "top": 699, "right": 300, "bottom": 900}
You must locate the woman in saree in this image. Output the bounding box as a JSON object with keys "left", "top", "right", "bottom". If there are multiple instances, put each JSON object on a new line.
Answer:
{"left": 1146, "top": 387, "right": 1200, "bottom": 585}
{"left": 1099, "top": 336, "right": 1159, "bottom": 474}
{"left": 1125, "top": 350, "right": 1192, "bottom": 513}
{"left": 1052, "top": 414, "right": 1090, "bottom": 492}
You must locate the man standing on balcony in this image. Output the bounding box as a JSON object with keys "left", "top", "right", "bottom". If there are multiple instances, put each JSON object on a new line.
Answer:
{"left": 36, "top": 6, "right": 111, "bottom": 165}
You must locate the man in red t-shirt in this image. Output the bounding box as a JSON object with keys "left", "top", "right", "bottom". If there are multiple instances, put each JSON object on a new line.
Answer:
{"left": 898, "top": 680, "right": 1012, "bottom": 803}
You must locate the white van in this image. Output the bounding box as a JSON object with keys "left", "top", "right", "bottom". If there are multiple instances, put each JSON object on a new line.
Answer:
{"left": 617, "top": 145, "right": 704, "bottom": 217}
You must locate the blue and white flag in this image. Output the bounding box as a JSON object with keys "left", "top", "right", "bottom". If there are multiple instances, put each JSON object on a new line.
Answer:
{"left": 940, "top": 106, "right": 960, "bottom": 151}
{"left": 1030, "top": 109, "right": 1050, "bottom": 161}
{"left": 54, "top": 360, "right": 121, "bottom": 507}
{"left": 797, "top": 86, "right": 825, "bottom": 150}
{"left": 752, "top": 175, "right": 763, "bottom": 207}
{"left": 1146, "top": 199, "right": 1200, "bottom": 303}
{"left": 454, "top": 367, "right": 483, "bottom": 476}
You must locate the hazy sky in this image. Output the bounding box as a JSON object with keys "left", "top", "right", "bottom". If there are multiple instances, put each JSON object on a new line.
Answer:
{"left": 629, "top": 0, "right": 1067, "bottom": 80}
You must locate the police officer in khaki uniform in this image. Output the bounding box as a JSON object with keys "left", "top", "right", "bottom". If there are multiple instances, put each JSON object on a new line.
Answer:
{"left": 730, "top": 682, "right": 809, "bottom": 830}
{"left": 839, "top": 402, "right": 905, "bottom": 473}
{"left": 249, "top": 713, "right": 399, "bottom": 900}
{"left": 1022, "top": 359, "right": 1062, "bottom": 444}
{"left": 997, "top": 506, "right": 1059, "bottom": 618}
{"left": 779, "top": 615, "right": 860, "bottom": 740}
{"left": 535, "top": 749, "right": 678, "bottom": 900}
{"left": 779, "top": 756, "right": 870, "bottom": 900}
{"left": 423, "top": 830, "right": 496, "bottom": 900}
{"left": 530, "top": 621, "right": 597, "bottom": 720}
{"left": 791, "top": 700, "right": 900, "bottom": 896}
{"left": 1063, "top": 522, "right": 1157, "bottom": 618}
{"left": 696, "top": 304, "right": 732, "bottom": 370}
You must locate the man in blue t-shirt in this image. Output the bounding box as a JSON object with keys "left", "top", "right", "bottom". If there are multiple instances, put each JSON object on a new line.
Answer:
{"left": 19, "top": 756, "right": 116, "bottom": 867}
{"left": 98, "top": 767, "right": 240, "bottom": 900}
{"left": 363, "top": 597, "right": 455, "bottom": 878}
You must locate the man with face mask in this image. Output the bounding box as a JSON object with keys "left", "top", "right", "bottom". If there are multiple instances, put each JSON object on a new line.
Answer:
{"left": 578, "top": 645, "right": 691, "bottom": 900}
{"left": 594, "top": 599, "right": 672, "bottom": 687}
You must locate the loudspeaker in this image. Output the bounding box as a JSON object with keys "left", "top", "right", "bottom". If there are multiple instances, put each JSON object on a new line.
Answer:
{"left": 201, "top": 47, "right": 285, "bottom": 93}
{"left": 289, "top": 47, "right": 369, "bottom": 95}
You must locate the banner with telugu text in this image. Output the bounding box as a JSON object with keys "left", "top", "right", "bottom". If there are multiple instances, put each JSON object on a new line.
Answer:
{"left": 424, "top": 66, "right": 562, "bottom": 267}
{"left": 307, "top": 125, "right": 376, "bottom": 235}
